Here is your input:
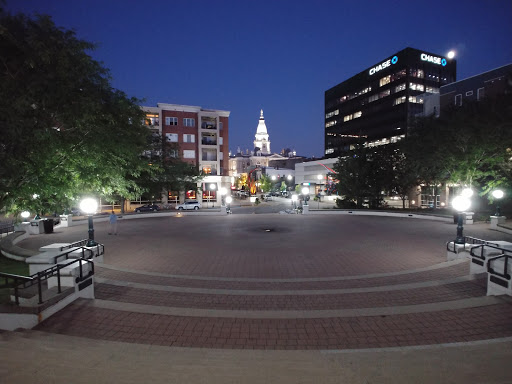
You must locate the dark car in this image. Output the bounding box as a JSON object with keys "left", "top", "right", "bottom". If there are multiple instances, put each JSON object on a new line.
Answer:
{"left": 134, "top": 204, "right": 160, "bottom": 213}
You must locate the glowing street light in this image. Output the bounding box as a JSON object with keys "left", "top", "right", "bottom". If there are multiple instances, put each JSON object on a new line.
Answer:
{"left": 225, "top": 195, "right": 232, "bottom": 213}
{"left": 80, "top": 198, "right": 98, "bottom": 247}
{"left": 21, "top": 211, "right": 30, "bottom": 222}
{"left": 447, "top": 50, "right": 456, "bottom": 59}
{"left": 452, "top": 195, "right": 471, "bottom": 244}
{"left": 291, "top": 194, "right": 298, "bottom": 210}
{"left": 492, "top": 189, "right": 504, "bottom": 216}
{"left": 220, "top": 187, "right": 228, "bottom": 206}
{"left": 302, "top": 186, "right": 310, "bottom": 206}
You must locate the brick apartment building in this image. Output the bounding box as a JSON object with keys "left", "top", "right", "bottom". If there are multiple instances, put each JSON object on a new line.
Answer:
{"left": 142, "top": 103, "right": 230, "bottom": 205}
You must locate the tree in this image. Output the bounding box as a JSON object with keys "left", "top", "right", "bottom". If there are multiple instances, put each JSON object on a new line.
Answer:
{"left": 259, "top": 174, "right": 272, "bottom": 193}
{"left": 0, "top": 9, "right": 154, "bottom": 215}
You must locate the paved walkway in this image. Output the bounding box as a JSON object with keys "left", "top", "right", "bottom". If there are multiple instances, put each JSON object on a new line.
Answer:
{"left": 2, "top": 214, "right": 512, "bottom": 382}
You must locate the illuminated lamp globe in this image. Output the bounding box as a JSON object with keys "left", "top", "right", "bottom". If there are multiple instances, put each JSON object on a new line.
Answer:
{"left": 287, "top": 175, "right": 292, "bottom": 181}
{"left": 21, "top": 211, "right": 30, "bottom": 221}
{"left": 317, "top": 175, "right": 323, "bottom": 180}
{"left": 302, "top": 187, "right": 310, "bottom": 195}
{"left": 291, "top": 194, "right": 298, "bottom": 202}
{"left": 452, "top": 196, "right": 471, "bottom": 212}
{"left": 225, "top": 196, "right": 233, "bottom": 204}
{"left": 209, "top": 184, "right": 216, "bottom": 191}
{"left": 271, "top": 175, "right": 276, "bottom": 181}
{"left": 492, "top": 190, "right": 504, "bottom": 199}
{"left": 461, "top": 188, "right": 473, "bottom": 198}
{"left": 447, "top": 51, "right": 455, "bottom": 59}
{"left": 80, "top": 198, "right": 98, "bottom": 215}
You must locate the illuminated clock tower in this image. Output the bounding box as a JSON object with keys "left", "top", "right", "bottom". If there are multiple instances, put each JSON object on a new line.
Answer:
{"left": 253, "top": 109, "right": 270, "bottom": 154}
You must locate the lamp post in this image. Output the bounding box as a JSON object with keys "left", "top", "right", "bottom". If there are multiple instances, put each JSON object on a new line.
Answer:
{"left": 291, "top": 194, "right": 298, "bottom": 210}
{"left": 226, "top": 196, "right": 232, "bottom": 214}
{"left": 452, "top": 195, "right": 471, "bottom": 244}
{"left": 209, "top": 184, "right": 216, "bottom": 208}
{"left": 80, "top": 198, "right": 98, "bottom": 247}
{"left": 302, "top": 186, "right": 310, "bottom": 206}
{"left": 492, "top": 189, "right": 504, "bottom": 216}
{"left": 220, "top": 187, "right": 227, "bottom": 206}
{"left": 21, "top": 211, "right": 30, "bottom": 223}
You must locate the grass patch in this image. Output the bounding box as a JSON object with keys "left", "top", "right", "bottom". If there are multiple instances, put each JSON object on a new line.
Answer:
{"left": 0, "top": 254, "right": 29, "bottom": 304}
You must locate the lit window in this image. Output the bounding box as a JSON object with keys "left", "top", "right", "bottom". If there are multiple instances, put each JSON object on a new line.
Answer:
{"left": 368, "top": 94, "right": 379, "bottom": 103}
{"left": 325, "top": 109, "right": 339, "bottom": 119}
{"left": 165, "top": 117, "right": 178, "bottom": 126}
{"left": 379, "top": 75, "right": 391, "bottom": 87}
{"left": 325, "top": 148, "right": 334, "bottom": 154}
{"left": 394, "top": 96, "right": 406, "bottom": 105}
{"left": 353, "top": 111, "right": 362, "bottom": 119}
{"left": 343, "top": 114, "right": 352, "bottom": 122}
{"left": 166, "top": 133, "right": 178, "bottom": 142}
{"left": 379, "top": 89, "right": 390, "bottom": 98}
{"left": 395, "top": 83, "right": 406, "bottom": 92}
{"left": 425, "top": 86, "right": 439, "bottom": 93}
{"left": 183, "top": 150, "right": 195, "bottom": 159}
{"left": 145, "top": 113, "right": 159, "bottom": 126}
{"left": 183, "top": 118, "right": 195, "bottom": 127}
{"left": 408, "top": 96, "right": 424, "bottom": 104}
{"left": 325, "top": 121, "right": 336, "bottom": 128}
{"left": 409, "top": 83, "right": 425, "bottom": 92}
{"left": 183, "top": 134, "right": 195, "bottom": 143}
{"left": 477, "top": 88, "right": 485, "bottom": 100}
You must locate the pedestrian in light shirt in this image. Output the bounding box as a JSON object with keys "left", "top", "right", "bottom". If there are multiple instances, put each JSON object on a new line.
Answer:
{"left": 109, "top": 211, "right": 118, "bottom": 235}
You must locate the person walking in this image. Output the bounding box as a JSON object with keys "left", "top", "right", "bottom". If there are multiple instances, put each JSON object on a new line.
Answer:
{"left": 109, "top": 211, "right": 118, "bottom": 235}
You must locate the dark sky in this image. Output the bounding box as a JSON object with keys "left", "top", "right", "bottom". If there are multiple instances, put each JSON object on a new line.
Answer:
{"left": 7, "top": 0, "right": 512, "bottom": 158}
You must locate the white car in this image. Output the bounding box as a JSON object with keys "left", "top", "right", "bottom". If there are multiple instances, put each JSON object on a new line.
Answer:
{"left": 175, "top": 201, "right": 201, "bottom": 210}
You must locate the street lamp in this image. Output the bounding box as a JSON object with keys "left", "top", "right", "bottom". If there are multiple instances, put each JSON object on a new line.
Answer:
{"left": 21, "top": 211, "right": 30, "bottom": 223}
{"left": 452, "top": 195, "right": 471, "bottom": 244}
{"left": 492, "top": 189, "right": 504, "bottom": 216}
{"left": 80, "top": 198, "right": 98, "bottom": 247}
{"left": 291, "top": 194, "right": 298, "bottom": 210}
{"left": 226, "top": 196, "right": 232, "bottom": 213}
{"left": 302, "top": 186, "right": 310, "bottom": 206}
{"left": 220, "top": 187, "right": 227, "bottom": 206}
{"left": 208, "top": 184, "right": 216, "bottom": 208}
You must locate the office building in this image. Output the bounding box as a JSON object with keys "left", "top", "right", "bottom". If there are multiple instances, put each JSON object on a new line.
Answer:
{"left": 324, "top": 47, "right": 456, "bottom": 157}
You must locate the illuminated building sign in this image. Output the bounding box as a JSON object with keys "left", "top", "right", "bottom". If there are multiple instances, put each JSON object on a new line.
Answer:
{"left": 369, "top": 56, "right": 398, "bottom": 75}
{"left": 420, "top": 53, "right": 447, "bottom": 66}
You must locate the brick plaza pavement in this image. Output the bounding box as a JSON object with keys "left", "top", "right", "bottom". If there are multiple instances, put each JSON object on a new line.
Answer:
{"left": 3, "top": 213, "right": 512, "bottom": 382}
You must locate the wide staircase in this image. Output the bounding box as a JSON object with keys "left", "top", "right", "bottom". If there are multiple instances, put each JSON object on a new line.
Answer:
{"left": 18, "top": 257, "right": 511, "bottom": 350}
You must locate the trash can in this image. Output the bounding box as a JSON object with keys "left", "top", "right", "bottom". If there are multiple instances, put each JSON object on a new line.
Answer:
{"left": 42, "top": 219, "right": 54, "bottom": 234}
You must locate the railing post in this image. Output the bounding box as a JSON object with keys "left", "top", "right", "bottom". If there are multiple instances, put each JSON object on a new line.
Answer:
{"left": 79, "top": 259, "right": 83, "bottom": 280}
{"left": 57, "top": 265, "right": 62, "bottom": 293}
{"left": 37, "top": 272, "right": 43, "bottom": 304}
{"left": 14, "top": 279, "right": 20, "bottom": 305}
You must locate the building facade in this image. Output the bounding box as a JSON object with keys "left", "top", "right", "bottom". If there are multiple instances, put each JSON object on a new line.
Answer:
{"left": 440, "top": 63, "right": 512, "bottom": 111}
{"left": 142, "top": 103, "right": 230, "bottom": 204}
{"left": 324, "top": 47, "right": 456, "bottom": 157}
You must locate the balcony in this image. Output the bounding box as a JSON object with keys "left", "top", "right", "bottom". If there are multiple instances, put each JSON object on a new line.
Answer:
{"left": 201, "top": 139, "right": 217, "bottom": 146}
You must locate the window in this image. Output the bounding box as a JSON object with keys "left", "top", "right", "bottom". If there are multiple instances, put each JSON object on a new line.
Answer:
{"left": 325, "top": 120, "right": 336, "bottom": 128}
{"left": 165, "top": 117, "right": 178, "bottom": 126}
{"left": 394, "top": 96, "right": 406, "bottom": 106}
{"left": 379, "top": 89, "right": 391, "bottom": 98}
{"left": 409, "top": 96, "right": 424, "bottom": 104}
{"left": 145, "top": 113, "right": 159, "bottom": 126}
{"left": 465, "top": 91, "right": 473, "bottom": 96}
{"left": 409, "top": 69, "right": 424, "bottom": 78}
{"left": 343, "top": 114, "right": 352, "bottom": 122}
{"left": 169, "top": 149, "right": 178, "bottom": 158}
{"left": 219, "top": 137, "right": 223, "bottom": 145}
{"left": 183, "top": 150, "right": 195, "bottom": 159}
{"left": 368, "top": 94, "right": 379, "bottom": 103}
{"left": 183, "top": 134, "right": 195, "bottom": 143}
{"left": 379, "top": 75, "right": 391, "bottom": 87}
{"left": 166, "top": 133, "right": 178, "bottom": 142}
{"left": 477, "top": 88, "right": 485, "bottom": 100}
{"left": 183, "top": 118, "right": 195, "bottom": 127}
{"left": 409, "top": 83, "right": 425, "bottom": 92}
{"left": 455, "top": 94, "right": 462, "bottom": 106}
{"left": 325, "top": 110, "right": 339, "bottom": 119}
{"left": 425, "top": 86, "right": 439, "bottom": 94}
{"left": 395, "top": 83, "right": 406, "bottom": 93}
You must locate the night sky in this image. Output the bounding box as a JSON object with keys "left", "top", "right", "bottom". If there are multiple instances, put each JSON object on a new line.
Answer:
{"left": 7, "top": 0, "right": 512, "bottom": 158}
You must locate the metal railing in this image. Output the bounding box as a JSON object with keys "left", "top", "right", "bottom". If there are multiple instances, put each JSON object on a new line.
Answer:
{"left": 0, "top": 222, "right": 15, "bottom": 236}
{"left": 0, "top": 258, "right": 94, "bottom": 305}
{"left": 469, "top": 243, "right": 510, "bottom": 262}
{"left": 446, "top": 236, "right": 499, "bottom": 254}
{"left": 57, "top": 241, "right": 105, "bottom": 260}
{"left": 488, "top": 254, "right": 511, "bottom": 281}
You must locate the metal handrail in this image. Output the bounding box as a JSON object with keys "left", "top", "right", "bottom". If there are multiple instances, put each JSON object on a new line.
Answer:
{"left": 488, "top": 254, "right": 512, "bottom": 280}
{"left": 446, "top": 236, "right": 498, "bottom": 254}
{"left": 0, "top": 258, "right": 94, "bottom": 305}
{"left": 469, "top": 243, "right": 511, "bottom": 261}
{"left": 60, "top": 239, "right": 89, "bottom": 251}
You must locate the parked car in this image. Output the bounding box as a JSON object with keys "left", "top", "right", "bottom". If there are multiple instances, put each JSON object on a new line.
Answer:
{"left": 134, "top": 204, "right": 160, "bottom": 213}
{"left": 175, "top": 201, "right": 201, "bottom": 210}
